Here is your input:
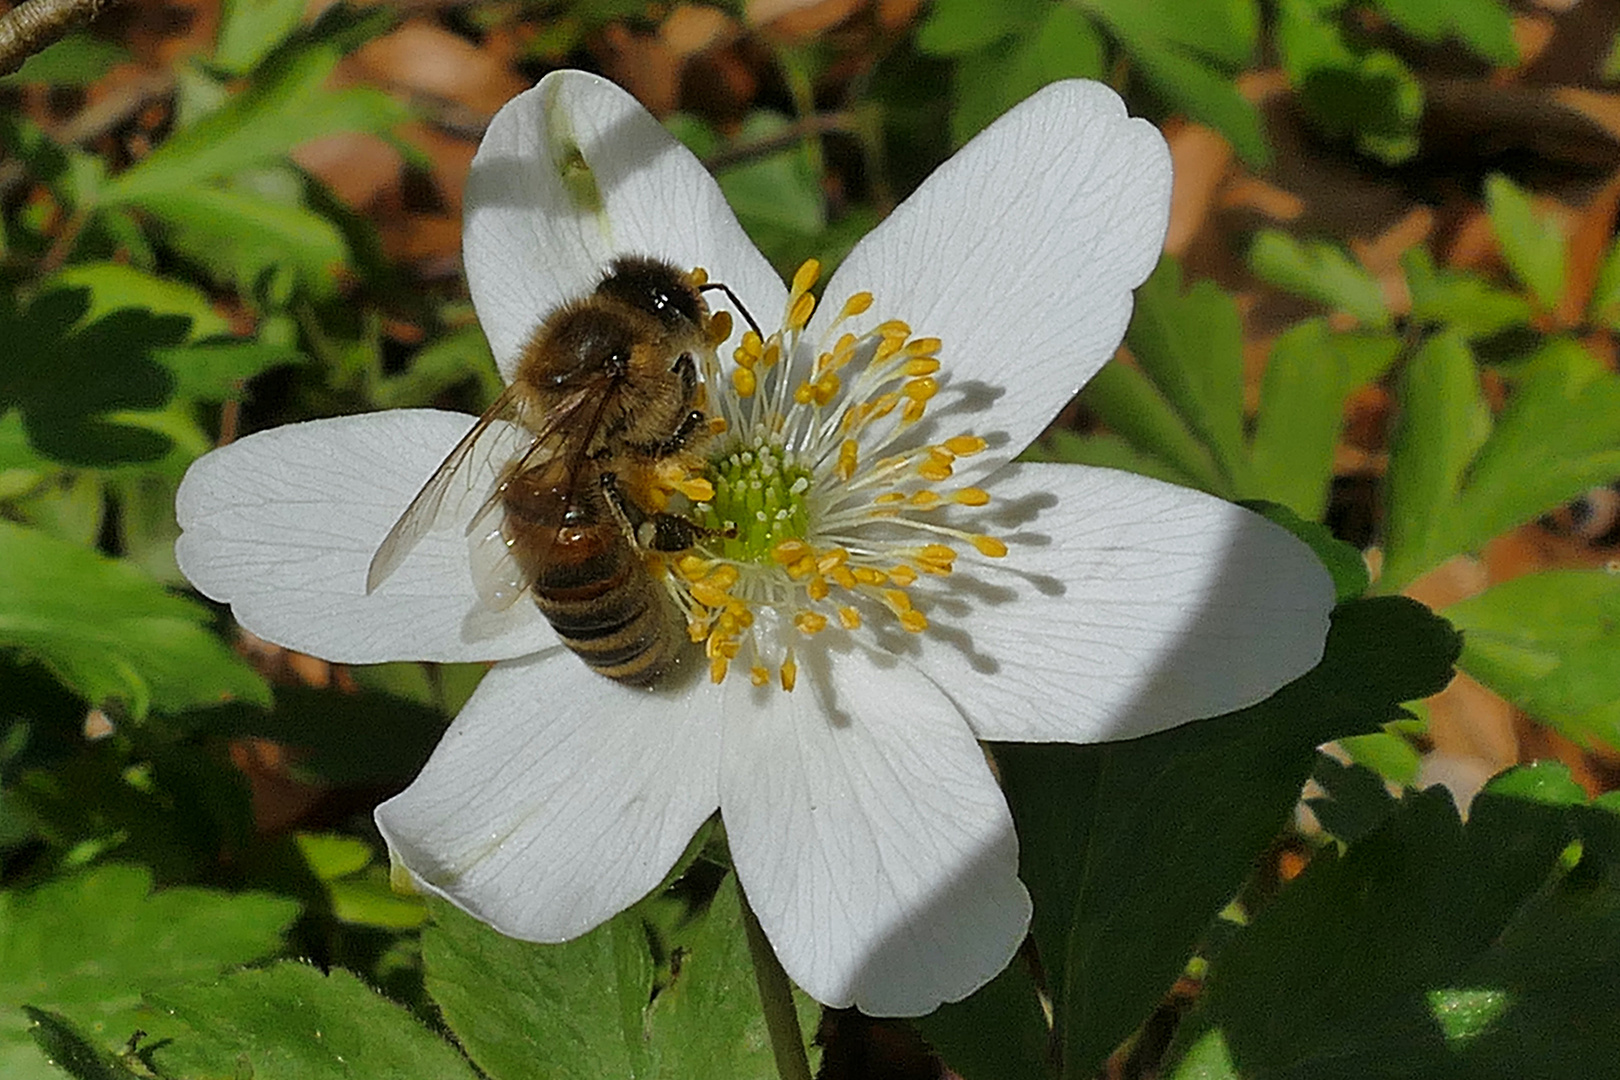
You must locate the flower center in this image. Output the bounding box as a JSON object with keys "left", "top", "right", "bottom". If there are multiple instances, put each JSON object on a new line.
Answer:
{"left": 667, "top": 260, "right": 1006, "bottom": 691}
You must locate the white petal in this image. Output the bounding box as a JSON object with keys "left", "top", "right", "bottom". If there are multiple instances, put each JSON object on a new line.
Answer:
{"left": 904, "top": 463, "right": 1336, "bottom": 742}
{"left": 814, "top": 80, "right": 1170, "bottom": 477}
{"left": 720, "top": 645, "right": 1030, "bottom": 1016}
{"left": 175, "top": 410, "right": 554, "bottom": 664}
{"left": 464, "top": 69, "right": 787, "bottom": 381}
{"left": 375, "top": 652, "right": 722, "bottom": 940}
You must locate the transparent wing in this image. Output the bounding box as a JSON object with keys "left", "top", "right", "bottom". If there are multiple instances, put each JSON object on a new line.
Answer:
{"left": 366, "top": 386, "right": 528, "bottom": 593}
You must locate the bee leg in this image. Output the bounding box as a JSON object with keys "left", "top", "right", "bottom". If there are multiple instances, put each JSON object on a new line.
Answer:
{"left": 671, "top": 352, "right": 698, "bottom": 401}
{"left": 623, "top": 408, "right": 707, "bottom": 458}
{"left": 600, "top": 471, "right": 704, "bottom": 552}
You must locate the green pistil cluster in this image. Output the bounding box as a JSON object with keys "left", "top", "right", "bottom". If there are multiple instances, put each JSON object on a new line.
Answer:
{"left": 699, "top": 438, "right": 814, "bottom": 563}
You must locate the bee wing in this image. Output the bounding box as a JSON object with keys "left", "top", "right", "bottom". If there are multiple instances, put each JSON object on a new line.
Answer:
{"left": 366, "top": 386, "right": 529, "bottom": 594}
{"left": 466, "top": 517, "right": 530, "bottom": 610}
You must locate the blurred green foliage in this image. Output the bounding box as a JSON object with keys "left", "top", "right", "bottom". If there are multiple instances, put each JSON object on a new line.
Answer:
{"left": 2, "top": 0, "right": 1619, "bottom": 1077}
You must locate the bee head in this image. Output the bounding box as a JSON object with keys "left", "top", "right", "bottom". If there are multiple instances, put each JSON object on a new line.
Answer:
{"left": 599, "top": 256, "right": 705, "bottom": 331}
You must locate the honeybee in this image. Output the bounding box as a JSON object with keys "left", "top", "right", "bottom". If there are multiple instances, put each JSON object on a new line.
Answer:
{"left": 367, "top": 256, "right": 733, "bottom": 684}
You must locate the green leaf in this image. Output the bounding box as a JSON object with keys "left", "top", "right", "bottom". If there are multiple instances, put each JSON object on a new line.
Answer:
{"left": 1403, "top": 247, "right": 1533, "bottom": 339}
{"left": 150, "top": 962, "right": 479, "bottom": 1079}
{"left": 1246, "top": 320, "right": 1400, "bottom": 519}
{"left": 423, "top": 900, "right": 658, "bottom": 1080}
{"left": 1485, "top": 172, "right": 1568, "bottom": 313}
{"left": 0, "top": 864, "right": 298, "bottom": 1080}
{"left": 947, "top": 5, "right": 1107, "bottom": 144}
{"left": 1376, "top": 0, "right": 1518, "bottom": 64}
{"left": 1, "top": 34, "right": 129, "bottom": 87}
{"left": 20, "top": 1009, "right": 128, "bottom": 1080}
{"left": 1125, "top": 257, "right": 1247, "bottom": 487}
{"left": 1249, "top": 230, "right": 1390, "bottom": 327}
{"left": 1588, "top": 233, "right": 1620, "bottom": 329}
{"left": 915, "top": 0, "right": 1049, "bottom": 55}
{"left": 998, "top": 597, "right": 1460, "bottom": 1078}
{"left": 0, "top": 289, "right": 183, "bottom": 466}
{"left": 1445, "top": 570, "right": 1620, "bottom": 747}
{"left": 215, "top": 0, "right": 310, "bottom": 75}
{"left": 44, "top": 263, "right": 232, "bottom": 340}
{"left": 1077, "top": 362, "right": 1231, "bottom": 497}
{"left": 1306, "top": 756, "right": 1400, "bottom": 844}
{"left": 1379, "top": 330, "right": 1490, "bottom": 591}
{"left": 296, "top": 832, "right": 373, "bottom": 881}
{"left": 0, "top": 522, "right": 269, "bottom": 717}
{"left": 140, "top": 182, "right": 350, "bottom": 298}
{"left": 104, "top": 40, "right": 405, "bottom": 204}
{"left": 1167, "top": 773, "right": 1620, "bottom": 1078}
{"left": 153, "top": 340, "right": 308, "bottom": 401}
{"left": 649, "top": 874, "right": 820, "bottom": 1079}
{"left": 913, "top": 960, "right": 1051, "bottom": 1080}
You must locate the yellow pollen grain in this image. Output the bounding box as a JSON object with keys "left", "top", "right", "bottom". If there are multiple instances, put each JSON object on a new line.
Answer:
{"left": 807, "top": 575, "right": 829, "bottom": 601}
{"left": 780, "top": 658, "right": 798, "bottom": 692}
{"left": 678, "top": 478, "right": 715, "bottom": 502}
{"left": 904, "top": 357, "right": 941, "bottom": 376}
{"left": 888, "top": 565, "right": 917, "bottom": 586}
{"left": 838, "top": 605, "right": 862, "bottom": 630}
{"left": 838, "top": 291, "right": 873, "bottom": 319}
{"left": 709, "top": 655, "right": 729, "bottom": 683}
{"left": 773, "top": 539, "right": 812, "bottom": 564}
{"left": 973, "top": 535, "right": 1009, "bottom": 557}
{"left": 795, "top": 611, "right": 828, "bottom": 634}
{"left": 732, "top": 367, "right": 757, "bottom": 397}
{"left": 944, "top": 435, "right": 987, "bottom": 456}
{"left": 750, "top": 665, "right": 770, "bottom": 687}
{"left": 788, "top": 292, "right": 816, "bottom": 331}
{"left": 953, "top": 487, "right": 991, "bottom": 506}
{"left": 791, "top": 258, "right": 821, "bottom": 297}
{"left": 899, "top": 610, "right": 928, "bottom": 633}
{"left": 706, "top": 310, "right": 733, "bottom": 346}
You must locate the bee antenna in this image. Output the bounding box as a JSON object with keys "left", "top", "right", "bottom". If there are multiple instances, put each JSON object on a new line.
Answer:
{"left": 699, "top": 281, "right": 763, "bottom": 338}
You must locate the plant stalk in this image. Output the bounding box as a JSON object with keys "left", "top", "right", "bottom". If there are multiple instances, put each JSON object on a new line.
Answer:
{"left": 739, "top": 881, "right": 813, "bottom": 1080}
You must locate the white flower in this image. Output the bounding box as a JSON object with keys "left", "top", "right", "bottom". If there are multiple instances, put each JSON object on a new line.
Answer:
{"left": 174, "top": 71, "right": 1335, "bottom": 1016}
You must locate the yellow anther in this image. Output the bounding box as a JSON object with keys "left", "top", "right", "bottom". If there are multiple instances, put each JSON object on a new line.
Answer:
{"left": 903, "top": 377, "right": 939, "bottom": 401}
{"left": 732, "top": 367, "right": 757, "bottom": 397}
{"left": 788, "top": 555, "right": 818, "bottom": 580}
{"left": 836, "top": 439, "right": 859, "bottom": 482}
{"left": 761, "top": 340, "right": 782, "bottom": 368}
{"left": 738, "top": 329, "right": 762, "bottom": 356}
{"left": 678, "top": 478, "right": 715, "bottom": 502}
{"left": 689, "top": 266, "right": 710, "bottom": 286}
{"left": 902, "top": 399, "right": 927, "bottom": 424}
{"left": 881, "top": 588, "right": 913, "bottom": 613}
{"left": 874, "top": 336, "right": 903, "bottom": 362}
{"left": 791, "top": 258, "right": 821, "bottom": 297}
{"left": 899, "top": 610, "right": 929, "bottom": 633}
{"left": 793, "top": 381, "right": 816, "bottom": 406}
{"left": 944, "top": 434, "right": 988, "bottom": 456}
{"left": 687, "top": 619, "right": 709, "bottom": 642}
{"left": 904, "top": 336, "right": 942, "bottom": 357}
{"left": 830, "top": 565, "right": 857, "bottom": 589}
{"left": 871, "top": 392, "right": 899, "bottom": 418}
{"left": 952, "top": 487, "right": 991, "bottom": 506}
{"left": 816, "top": 548, "right": 849, "bottom": 573}
{"left": 707, "top": 565, "right": 739, "bottom": 590}
{"left": 780, "top": 658, "right": 797, "bottom": 692}
{"left": 918, "top": 460, "right": 953, "bottom": 482}
{"left": 788, "top": 291, "right": 816, "bottom": 331}
{"left": 727, "top": 602, "right": 754, "bottom": 629}
{"left": 795, "top": 611, "right": 828, "bottom": 634}
{"left": 853, "top": 566, "right": 888, "bottom": 586}
{"left": 813, "top": 374, "right": 841, "bottom": 406}
{"left": 837, "top": 605, "right": 862, "bottom": 630}
{"left": 677, "top": 554, "right": 711, "bottom": 579}
{"left": 873, "top": 492, "right": 906, "bottom": 504}
{"left": 707, "top": 310, "right": 733, "bottom": 346}
{"left": 814, "top": 351, "right": 835, "bottom": 375}
{"left": 708, "top": 417, "right": 728, "bottom": 435}
{"left": 888, "top": 565, "right": 917, "bottom": 586}
{"left": 876, "top": 319, "right": 910, "bottom": 339}
{"left": 838, "top": 291, "right": 873, "bottom": 319}
{"left": 807, "top": 574, "right": 830, "bottom": 601}
{"left": 973, "top": 535, "right": 1009, "bottom": 558}
{"left": 690, "top": 582, "right": 732, "bottom": 608}
{"left": 909, "top": 491, "right": 943, "bottom": 509}
{"left": 904, "top": 357, "right": 941, "bottom": 376}
{"left": 773, "top": 539, "right": 812, "bottom": 565}
{"left": 710, "top": 655, "right": 729, "bottom": 683}
{"left": 750, "top": 665, "right": 770, "bottom": 687}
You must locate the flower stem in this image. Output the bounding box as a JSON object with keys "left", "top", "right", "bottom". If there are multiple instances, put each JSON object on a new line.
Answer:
{"left": 739, "top": 881, "right": 813, "bottom": 1080}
